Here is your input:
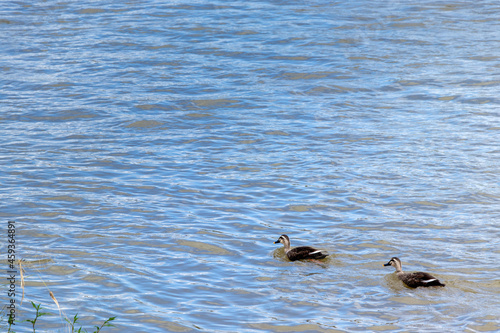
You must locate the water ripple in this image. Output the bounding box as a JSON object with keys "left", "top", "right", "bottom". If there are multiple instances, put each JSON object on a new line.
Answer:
{"left": 1, "top": 0, "right": 500, "bottom": 332}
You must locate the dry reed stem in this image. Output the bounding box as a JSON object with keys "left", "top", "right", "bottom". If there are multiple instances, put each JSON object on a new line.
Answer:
{"left": 25, "top": 259, "right": 72, "bottom": 331}
{"left": 38, "top": 277, "right": 65, "bottom": 320}
{"left": 49, "top": 291, "right": 62, "bottom": 315}
{"left": 18, "top": 259, "right": 25, "bottom": 305}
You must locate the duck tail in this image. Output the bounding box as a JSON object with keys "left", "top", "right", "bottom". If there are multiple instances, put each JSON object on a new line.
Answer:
{"left": 423, "top": 279, "right": 445, "bottom": 287}
{"left": 310, "top": 250, "right": 328, "bottom": 259}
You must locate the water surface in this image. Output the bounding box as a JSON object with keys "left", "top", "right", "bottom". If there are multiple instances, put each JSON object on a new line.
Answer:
{"left": 1, "top": 1, "right": 499, "bottom": 332}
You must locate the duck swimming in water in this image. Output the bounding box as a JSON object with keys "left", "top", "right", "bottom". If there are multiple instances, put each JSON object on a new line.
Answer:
{"left": 384, "top": 257, "right": 445, "bottom": 288}
{"left": 274, "top": 234, "right": 329, "bottom": 261}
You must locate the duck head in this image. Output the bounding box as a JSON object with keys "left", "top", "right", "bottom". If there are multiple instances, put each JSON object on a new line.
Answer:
{"left": 384, "top": 257, "right": 403, "bottom": 272}
{"left": 274, "top": 234, "right": 291, "bottom": 249}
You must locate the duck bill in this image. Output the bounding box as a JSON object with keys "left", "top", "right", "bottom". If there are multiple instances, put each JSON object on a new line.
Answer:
{"left": 274, "top": 240, "right": 280, "bottom": 244}
{"left": 383, "top": 262, "right": 391, "bottom": 266}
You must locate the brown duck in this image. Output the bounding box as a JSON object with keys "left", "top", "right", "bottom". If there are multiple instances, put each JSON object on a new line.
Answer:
{"left": 384, "top": 257, "right": 445, "bottom": 288}
{"left": 274, "top": 234, "right": 328, "bottom": 261}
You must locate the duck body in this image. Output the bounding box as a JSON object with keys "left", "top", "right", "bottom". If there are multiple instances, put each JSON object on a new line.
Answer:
{"left": 274, "top": 234, "right": 328, "bottom": 261}
{"left": 395, "top": 271, "right": 446, "bottom": 288}
{"left": 384, "top": 257, "right": 445, "bottom": 288}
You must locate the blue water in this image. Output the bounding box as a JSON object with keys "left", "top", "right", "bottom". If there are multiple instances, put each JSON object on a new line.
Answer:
{"left": 1, "top": 1, "right": 500, "bottom": 332}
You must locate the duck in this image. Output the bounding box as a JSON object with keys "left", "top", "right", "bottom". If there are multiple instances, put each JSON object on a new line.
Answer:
{"left": 274, "top": 234, "right": 329, "bottom": 261}
{"left": 384, "top": 257, "right": 445, "bottom": 288}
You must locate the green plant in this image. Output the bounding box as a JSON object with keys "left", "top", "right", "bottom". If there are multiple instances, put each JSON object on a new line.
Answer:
{"left": 65, "top": 312, "right": 116, "bottom": 333}
{"left": 25, "top": 302, "right": 52, "bottom": 333}
{"left": 8, "top": 314, "right": 15, "bottom": 333}
{"left": 65, "top": 313, "right": 80, "bottom": 333}
{"left": 3, "top": 305, "right": 15, "bottom": 333}
{"left": 2, "top": 300, "right": 115, "bottom": 332}
{"left": 92, "top": 316, "right": 116, "bottom": 333}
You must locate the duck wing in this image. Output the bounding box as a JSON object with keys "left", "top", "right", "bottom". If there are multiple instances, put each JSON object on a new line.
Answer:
{"left": 287, "top": 246, "right": 328, "bottom": 261}
{"left": 403, "top": 272, "right": 445, "bottom": 288}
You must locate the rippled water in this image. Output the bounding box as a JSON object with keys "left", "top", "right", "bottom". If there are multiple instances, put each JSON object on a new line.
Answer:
{"left": 1, "top": 1, "right": 500, "bottom": 332}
